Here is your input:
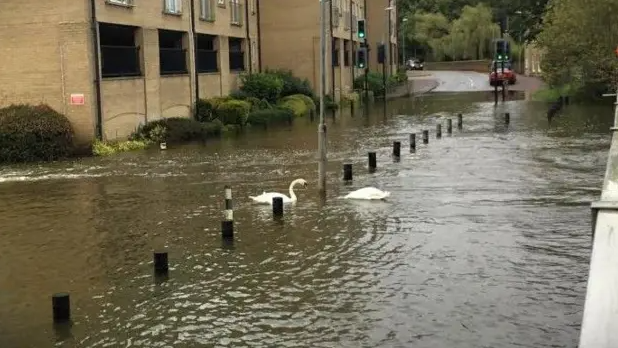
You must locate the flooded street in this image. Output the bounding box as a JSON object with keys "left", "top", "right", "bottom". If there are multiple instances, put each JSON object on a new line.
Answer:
{"left": 0, "top": 93, "right": 611, "bottom": 347}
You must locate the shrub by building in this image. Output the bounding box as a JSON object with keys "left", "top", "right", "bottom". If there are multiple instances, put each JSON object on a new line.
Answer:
{"left": 0, "top": 104, "right": 74, "bottom": 163}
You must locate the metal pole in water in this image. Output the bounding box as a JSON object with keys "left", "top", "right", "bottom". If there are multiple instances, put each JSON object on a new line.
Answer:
{"left": 436, "top": 123, "right": 442, "bottom": 138}
{"left": 272, "top": 197, "right": 284, "bottom": 219}
{"left": 343, "top": 163, "right": 353, "bottom": 182}
{"left": 52, "top": 293, "right": 71, "bottom": 323}
{"left": 447, "top": 118, "right": 452, "bottom": 134}
{"left": 410, "top": 133, "right": 416, "bottom": 151}
{"left": 317, "top": 0, "right": 328, "bottom": 193}
{"left": 422, "top": 130, "right": 429, "bottom": 144}
{"left": 457, "top": 113, "right": 463, "bottom": 129}
{"left": 368, "top": 152, "right": 377, "bottom": 172}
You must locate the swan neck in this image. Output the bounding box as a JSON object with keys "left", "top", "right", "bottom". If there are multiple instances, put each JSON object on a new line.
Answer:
{"left": 289, "top": 180, "right": 299, "bottom": 201}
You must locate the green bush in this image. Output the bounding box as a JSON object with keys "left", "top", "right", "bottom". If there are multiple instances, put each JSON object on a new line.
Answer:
{"left": 245, "top": 97, "right": 272, "bottom": 112}
{"left": 215, "top": 99, "right": 251, "bottom": 126}
{"left": 264, "top": 69, "right": 315, "bottom": 98}
{"left": 0, "top": 104, "right": 74, "bottom": 163}
{"left": 239, "top": 73, "right": 284, "bottom": 103}
{"left": 195, "top": 99, "right": 214, "bottom": 122}
{"left": 130, "top": 117, "right": 222, "bottom": 143}
{"left": 279, "top": 97, "right": 309, "bottom": 117}
{"left": 209, "top": 96, "right": 233, "bottom": 110}
{"left": 92, "top": 139, "right": 149, "bottom": 156}
{"left": 354, "top": 72, "right": 386, "bottom": 96}
{"left": 288, "top": 94, "right": 316, "bottom": 113}
{"left": 247, "top": 108, "right": 294, "bottom": 128}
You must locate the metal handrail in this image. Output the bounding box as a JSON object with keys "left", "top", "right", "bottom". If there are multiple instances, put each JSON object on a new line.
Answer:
{"left": 579, "top": 92, "right": 618, "bottom": 348}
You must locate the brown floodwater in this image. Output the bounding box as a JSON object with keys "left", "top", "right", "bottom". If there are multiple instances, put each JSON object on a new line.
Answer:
{"left": 0, "top": 92, "right": 611, "bottom": 347}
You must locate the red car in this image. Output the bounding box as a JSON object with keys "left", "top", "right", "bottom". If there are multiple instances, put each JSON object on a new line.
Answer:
{"left": 489, "top": 60, "right": 516, "bottom": 86}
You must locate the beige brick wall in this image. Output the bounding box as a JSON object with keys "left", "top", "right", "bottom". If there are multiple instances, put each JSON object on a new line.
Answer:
{"left": 0, "top": 0, "right": 96, "bottom": 145}
{"left": 259, "top": 0, "right": 365, "bottom": 100}
{"left": 365, "top": 0, "right": 398, "bottom": 75}
{"left": 96, "top": 0, "right": 258, "bottom": 140}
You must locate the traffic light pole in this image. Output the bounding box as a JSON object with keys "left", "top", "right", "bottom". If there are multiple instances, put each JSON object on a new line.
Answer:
{"left": 500, "top": 29, "right": 506, "bottom": 102}
{"left": 494, "top": 61, "right": 498, "bottom": 106}
{"left": 365, "top": 38, "right": 369, "bottom": 105}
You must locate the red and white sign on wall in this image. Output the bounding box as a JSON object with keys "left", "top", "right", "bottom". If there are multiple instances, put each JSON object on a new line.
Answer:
{"left": 69, "top": 93, "right": 85, "bottom": 105}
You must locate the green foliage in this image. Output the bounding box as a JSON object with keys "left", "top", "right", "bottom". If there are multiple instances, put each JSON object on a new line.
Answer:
{"left": 278, "top": 95, "right": 311, "bottom": 118}
{"left": 536, "top": 0, "right": 618, "bottom": 100}
{"left": 244, "top": 96, "right": 272, "bottom": 112}
{"left": 247, "top": 108, "right": 294, "bottom": 128}
{"left": 215, "top": 99, "right": 251, "bottom": 126}
{"left": 0, "top": 104, "right": 75, "bottom": 163}
{"left": 130, "top": 117, "right": 222, "bottom": 143}
{"left": 263, "top": 69, "right": 315, "bottom": 98}
{"left": 92, "top": 139, "right": 149, "bottom": 156}
{"left": 238, "top": 72, "right": 284, "bottom": 103}
{"left": 209, "top": 96, "right": 233, "bottom": 110}
{"left": 195, "top": 98, "right": 214, "bottom": 122}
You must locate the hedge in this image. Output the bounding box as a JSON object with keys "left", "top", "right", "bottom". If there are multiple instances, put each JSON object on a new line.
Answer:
{"left": 130, "top": 117, "right": 222, "bottom": 143}
{"left": 247, "top": 108, "right": 294, "bottom": 128}
{"left": 216, "top": 100, "right": 251, "bottom": 126}
{"left": 0, "top": 104, "right": 74, "bottom": 163}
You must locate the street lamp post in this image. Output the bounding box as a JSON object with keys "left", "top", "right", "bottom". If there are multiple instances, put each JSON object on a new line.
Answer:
{"left": 318, "top": 0, "right": 329, "bottom": 193}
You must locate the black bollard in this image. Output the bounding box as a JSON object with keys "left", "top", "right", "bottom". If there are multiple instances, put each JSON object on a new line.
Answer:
{"left": 505, "top": 112, "right": 510, "bottom": 124}
{"left": 52, "top": 293, "right": 71, "bottom": 323}
{"left": 393, "top": 141, "right": 401, "bottom": 157}
{"left": 221, "top": 220, "right": 234, "bottom": 240}
{"left": 154, "top": 251, "right": 169, "bottom": 275}
{"left": 436, "top": 124, "right": 442, "bottom": 138}
{"left": 447, "top": 119, "right": 452, "bottom": 134}
{"left": 272, "top": 197, "right": 284, "bottom": 219}
{"left": 457, "top": 113, "right": 463, "bottom": 129}
{"left": 422, "top": 130, "right": 429, "bottom": 144}
{"left": 224, "top": 185, "right": 233, "bottom": 221}
{"left": 410, "top": 133, "right": 416, "bottom": 151}
{"left": 368, "top": 152, "right": 377, "bottom": 172}
{"left": 343, "top": 163, "right": 353, "bottom": 181}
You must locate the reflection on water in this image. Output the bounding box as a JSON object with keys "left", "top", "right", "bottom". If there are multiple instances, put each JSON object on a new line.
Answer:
{"left": 0, "top": 94, "right": 611, "bottom": 347}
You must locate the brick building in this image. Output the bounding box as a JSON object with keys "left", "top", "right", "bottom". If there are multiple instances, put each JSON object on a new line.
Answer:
{"left": 0, "top": 0, "right": 397, "bottom": 143}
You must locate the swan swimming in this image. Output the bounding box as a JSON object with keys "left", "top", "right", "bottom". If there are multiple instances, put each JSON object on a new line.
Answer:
{"left": 249, "top": 178, "right": 308, "bottom": 204}
{"left": 343, "top": 186, "right": 390, "bottom": 200}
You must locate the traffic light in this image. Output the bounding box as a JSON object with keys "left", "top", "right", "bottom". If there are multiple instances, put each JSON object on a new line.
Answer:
{"left": 356, "top": 47, "right": 367, "bottom": 68}
{"left": 357, "top": 19, "right": 366, "bottom": 39}
{"left": 495, "top": 39, "right": 510, "bottom": 61}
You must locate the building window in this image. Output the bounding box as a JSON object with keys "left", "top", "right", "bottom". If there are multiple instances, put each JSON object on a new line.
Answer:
{"left": 229, "top": 0, "right": 243, "bottom": 26}
{"left": 164, "top": 0, "right": 182, "bottom": 14}
{"left": 106, "top": 0, "right": 134, "bottom": 6}
{"left": 200, "top": 0, "right": 215, "bottom": 20}
{"left": 99, "top": 23, "right": 141, "bottom": 78}
{"left": 343, "top": 40, "right": 350, "bottom": 66}
{"left": 159, "top": 29, "right": 188, "bottom": 75}
{"left": 229, "top": 37, "right": 245, "bottom": 71}
{"left": 332, "top": 38, "right": 340, "bottom": 67}
{"left": 196, "top": 34, "right": 218, "bottom": 73}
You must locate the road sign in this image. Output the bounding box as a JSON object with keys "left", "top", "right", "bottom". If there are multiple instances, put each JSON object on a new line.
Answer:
{"left": 70, "top": 93, "right": 85, "bottom": 105}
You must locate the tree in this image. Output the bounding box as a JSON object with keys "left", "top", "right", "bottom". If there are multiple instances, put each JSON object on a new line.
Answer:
{"left": 536, "top": 0, "right": 618, "bottom": 98}
{"left": 444, "top": 4, "right": 499, "bottom": 60}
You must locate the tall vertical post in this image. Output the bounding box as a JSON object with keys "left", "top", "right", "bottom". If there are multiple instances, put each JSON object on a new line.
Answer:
{"left": 318, "top": 0, "right": 328, "bottom": 193}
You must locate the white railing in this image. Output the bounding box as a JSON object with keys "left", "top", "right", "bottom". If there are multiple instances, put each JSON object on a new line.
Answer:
{"left": 579, "top": 92, "right": 618, "bottom": 348}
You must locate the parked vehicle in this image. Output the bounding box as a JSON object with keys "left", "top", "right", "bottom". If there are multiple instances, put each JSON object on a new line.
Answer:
{"left": 489, "top": 60, "right": 516, "bottom": 86}
{"left": 406, "top": 58, "right": 424, "bottom": 71}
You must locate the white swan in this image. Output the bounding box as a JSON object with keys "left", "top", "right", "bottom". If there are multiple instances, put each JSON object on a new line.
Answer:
{"left": 343, "top": 187, "right": 391, "bottom": 200}
{"left": 249, "top": 178, "right": 308, "bottom": 204}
